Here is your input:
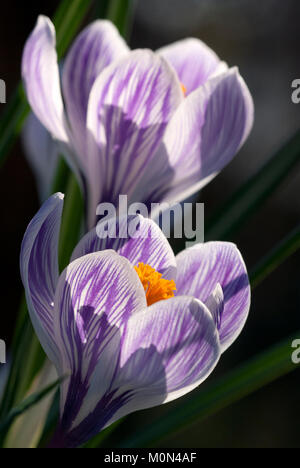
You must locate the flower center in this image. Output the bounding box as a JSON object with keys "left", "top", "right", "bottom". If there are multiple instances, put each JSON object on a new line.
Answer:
{"left": 134, "top": 263, "right": 176, "bottom": 306}
{"left": 181, "top": 83, "right": 187, "bottom": 96}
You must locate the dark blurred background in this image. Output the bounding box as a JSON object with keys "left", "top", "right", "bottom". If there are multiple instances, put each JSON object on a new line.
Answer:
{"left": 1, "top": 0, "right": 300, "bottom": 448}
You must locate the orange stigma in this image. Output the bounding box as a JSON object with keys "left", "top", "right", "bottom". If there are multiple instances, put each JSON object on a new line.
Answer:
{"left": 134, "top": 263, "right": 176, "bottom": 306}
{"left": 181, "top": 83, "right": 187, "bottom": 96}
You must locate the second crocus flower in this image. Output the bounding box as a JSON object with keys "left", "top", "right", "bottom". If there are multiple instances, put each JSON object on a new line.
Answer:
{"left": 22, "top": 17, "right": 254, "bottom": 226}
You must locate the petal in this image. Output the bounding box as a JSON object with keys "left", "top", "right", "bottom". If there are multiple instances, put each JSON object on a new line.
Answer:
{"left": 132, "top": 68, "right": 254, "bottom": 210}
{"left": 176, "top": 242, "right": 251, "bottom": 352}
{"left": 57, "top": 296, "right": 220, "bottom": 447}
{"left": 158, "top": 38, "right": 223, "bottom": 95}
{"left": 86, "top": 50, "right": 183, "bottom": 227}
{"left": 20, "top": 193, "right": 64, "bottom": 366}
{"left": 71, "top": 215, "right": 176, "bottom": 280}
{"left": 52, "top": 251, "right": 146, "bottom": 441}
{"left": 22, "top": 113, "right": 59, "bottom": 201}
{"left": 22, "top": 16, "right": 68, "bottom": 143}
{"left": 205, "top": 283, "right": 224, "bottom": 331}
{"left": 62, "top": 20, "right": 129, "bottom": 159}
{"left": 117, "top": 296, "right": 220, "bottom": 403}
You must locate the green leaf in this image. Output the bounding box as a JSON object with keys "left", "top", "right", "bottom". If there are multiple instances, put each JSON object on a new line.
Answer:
{"left": 51, "top": 157, "right": 70, "bottom": 194}
{"left": 0, "top": 315, "right": 35, "bottom": 419}
{"left": 119, "top": 334, "right": 299, "bottom": 447}
{"left": 250, "top": 223, "right": 300, "bottom": 288}
{"left": 93, "top": 0, "right": 111, "bottom": 18}
{"left": 0, "top": 0, "right": 93, "bottom": 169}
{"left": 58, "top": 174, "right": 84, "bottom": 272}
{"left": 0, "top": 85, "right": 29, "bottom": 169}
{"left": 0, "top": 379, "right": 61, "bottom": 440}
{"left": 206, "top": 130, "right": 300, "bottom": 241}
{"left": 107, "top": 0, "right": 137, "bottom": 37}
{"left": 82, "top": 419, "right": 124, "bottom": 448}
{"left": 37, "top": 390, "right": 60, "bottom": 448}
{"left": 53, "top": 0, "right": 93, "bottom": 58}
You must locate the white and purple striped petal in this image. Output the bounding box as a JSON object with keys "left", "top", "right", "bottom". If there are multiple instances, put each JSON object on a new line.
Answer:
{"left": 176, "top": 242, "right": 251, "bottom": 352}
{"left": 71, "top": 215, "right": 177, "bottom": 280}
{"left": 158, "top": 38, "right": 224, "bottom": 95}
{"left": 62, "top": 20, "right": 129, "bottom": 159}
{"left": 132, "top": 68, "right": 254, "bottom": 209}
{"left": 53, "top": 296, "right": 220, "bottom": 447}
{"left": 51, "top": 251, "right": 146, "bottom": 447}
{"left": 20, "top": 193, "right": 64, "bottom": 366}
{"left": 86, "top": 50, "right": 183, "bottom": 227}
{"left": 22, "top": 16, "right": 68, "bottom": 144}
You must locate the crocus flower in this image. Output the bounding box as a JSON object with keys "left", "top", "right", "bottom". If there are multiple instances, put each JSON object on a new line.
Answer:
{"left": 22, "top": 17, "right": 254, "bottom": 226}
{"left": 20, "top": 194, "right": 250, "bottom": 448}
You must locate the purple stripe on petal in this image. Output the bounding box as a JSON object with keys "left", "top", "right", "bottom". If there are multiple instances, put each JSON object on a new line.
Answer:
{"left": 54, "top": 296, "right": 220, "bottom": 447}
{"left": 103, "top": 296, "right": 220, "bottom": 428}
{"left": 20, "top": 193, "right": 64, "bottom": 367}
{"left": 158, "top": 38, "right": 222, "bottom": 95}
{"left": 86, "top": 50, "right": 183, "bottom": 227}
{"left": 118, "top": 296, "right": 220, "bottom": 398}
{"left": 133, "top": 68, "right": 254, "bottom": 209}
{"left": 53, "top": 251, "right": 146, "bottom": 427}
{"left": 22, "top": 16, "right": 68, "bottom": 143}
{"left": 176, "top": 242, "right": 251, "bottom": 352}
{"left": 62, "top": 20, "right": 129, "bottom": 160}
{"left": 71, "top": 215, "right": 177, "bottom": 280}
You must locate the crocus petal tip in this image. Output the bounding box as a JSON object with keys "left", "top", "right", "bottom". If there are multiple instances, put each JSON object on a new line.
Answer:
{"left": 55, "top": 192, "right": 65, "bottom": 201}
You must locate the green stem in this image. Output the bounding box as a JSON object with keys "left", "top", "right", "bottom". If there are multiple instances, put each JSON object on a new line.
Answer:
{"left": 120, "top": 334, "right": 299, "bottom": 447}
{"left": 0, "top": 0, "right": 93, "bottom": 168}
{"left": 205, "top": 130, "right": 300, "bottom": 241}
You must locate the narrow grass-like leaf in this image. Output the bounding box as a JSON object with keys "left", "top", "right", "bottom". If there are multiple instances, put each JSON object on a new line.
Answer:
{"left": 107, "top": 0, "right": 136, "bottom": 37}
{"left": 0, "top": 379, "right": 61, "bottom": 440}
{"left": 205, "top": 130, "right": 300, "bottom": 241}
{"left": 53, "top": 0, "right": 93, "bottom": 57}
{"left": 58, "top": 174, "right": 84, "bottom": 272}
{"left": 37, "top": 390, "right": 60, "bottom": 448}
{"left": 250, "top": 223, "right": 300, "bottom": 288}
{"left": 0, "top": 317, "right": 34, "bottom": 419}
{"left": 82, "top": 419, "right": 124, "bottom": 448}
{"left": 120, "top": 334, "right": 299, "bottom": 447}
{"left": 51, "top": 157, "right": 70, "bottom": 194}
{"left": 93, "top": 0, "right": 111, "bottom": 18}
